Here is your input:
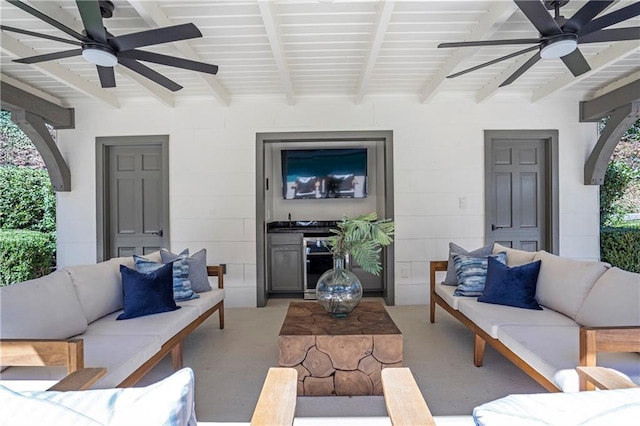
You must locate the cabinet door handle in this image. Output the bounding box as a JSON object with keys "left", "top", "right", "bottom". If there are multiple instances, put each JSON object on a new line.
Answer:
{"left": 151, "top": 230, "right": 164, "bottom": 237}
{"left": 491, "top": 224, "right": 506, "bottom": 231}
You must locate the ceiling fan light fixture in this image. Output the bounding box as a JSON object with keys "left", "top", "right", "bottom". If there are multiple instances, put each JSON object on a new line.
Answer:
{"left": 82, "top": 44, "right": 117, "bottom": 67}
{"left": 540, "top": 35, "right": 578, "bottom": 59}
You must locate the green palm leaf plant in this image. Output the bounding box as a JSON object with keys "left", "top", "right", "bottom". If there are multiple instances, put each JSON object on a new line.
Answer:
{"left": 325, "top": 212, "right": 395, "bottom": 276}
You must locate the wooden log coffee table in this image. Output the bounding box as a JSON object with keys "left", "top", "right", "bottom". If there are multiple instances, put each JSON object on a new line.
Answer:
{"left": 278, "top": 301, "right": 403, "bottom": 396}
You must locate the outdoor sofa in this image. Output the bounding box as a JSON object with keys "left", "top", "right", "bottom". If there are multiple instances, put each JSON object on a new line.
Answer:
{"left": 0, "top": 250, "right": 225, "bottom": 390}
{"left": 430, "top": 243, "right": 640, "bottom": 392}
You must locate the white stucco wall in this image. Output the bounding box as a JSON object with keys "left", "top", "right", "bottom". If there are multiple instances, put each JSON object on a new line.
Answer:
{"left": 55, "top": 95, "right": 600, "bottom": 308}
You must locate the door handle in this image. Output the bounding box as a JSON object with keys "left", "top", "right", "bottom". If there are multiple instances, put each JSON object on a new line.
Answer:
{"left": 151, "top": 230, "right": 164, "bottom": 237}
{"left": 491, "top": 224, "right": 506, "bottom": 231}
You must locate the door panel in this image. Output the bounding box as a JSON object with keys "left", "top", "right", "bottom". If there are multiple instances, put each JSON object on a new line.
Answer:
{"left": 487, "top": 140, "right": 545, "bottom": 251}
{"left": 108, "top": 145, "right": 165, "bottom": 258}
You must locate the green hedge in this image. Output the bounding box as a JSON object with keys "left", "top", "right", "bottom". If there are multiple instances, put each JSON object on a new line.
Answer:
{"left": 0, "top": 166, "right": 56, "bottom": 233}
{"left": 0, "top": 229, "right": 56, "bottom": 286}
{"left": 600, "top": 227, "right": 640, "bottom": 273}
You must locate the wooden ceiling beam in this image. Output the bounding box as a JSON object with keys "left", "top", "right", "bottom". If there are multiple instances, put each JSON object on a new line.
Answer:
{"left": 533, "top": 41, "right": 640, "bottom": 103}
{"left": 126, "top": 0, "right": 230, "bottom": 106}
{"left": 420, "top": 2, "right": 518, "bottom": 104}
{"left": 355, "top": 0, "right": 395, "bottom": 105}
{"left": 1, "top": 79, "right": 74, "bottom": 128}
{"left": 258, "top": 0, "right": 295, "bottom": 105}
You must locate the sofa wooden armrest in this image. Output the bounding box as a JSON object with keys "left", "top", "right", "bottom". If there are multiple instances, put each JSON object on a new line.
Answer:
{"left": 576, "top": 366, "right": 639, "bottom": 391}
{"left": 250, "top": 367, "right": 297, "bottom": 426}
{"left": 429, "top": 261, "right": 448, "bottom": 324}
{"left": 207, "top": 264, "right": 225, "bottom": 330}
{"left": 381, "top": 368, "right": 436, "bottom": 426}
{"left": 207, "top": 265, "right": 225, "bottom": 289}
{"left": 47, "top": 368, "right": 107, "bottom": 391}
{"left": 0, "top": 339, "right": 84, "bottom": 374}
{"left": 579, "top": 326, "right": 640, "bottom": 390}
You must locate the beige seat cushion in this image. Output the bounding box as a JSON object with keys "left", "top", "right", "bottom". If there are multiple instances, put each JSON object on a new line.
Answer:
{"left": 575, "top": 267, "right": 640, "bottom": 327}
{"left": 83, "top": 305, "right": 200, "bottom": 344}
{"left": 178, "top": 289, "right": 225, "bottom": 316}
{"left": 458, "top": 299, "right": 575, "bottom": 339}
{"left": 492, "top": 243, "right": 537, "bottom": 267}
{"left": 0, "top": 270, "right": 88, "bottom": 339}
{"left": 64, "top": 258, "right": 130, "bottom": 324}
{"left": 533, "top": 251, "right": 608, "bottom": 320}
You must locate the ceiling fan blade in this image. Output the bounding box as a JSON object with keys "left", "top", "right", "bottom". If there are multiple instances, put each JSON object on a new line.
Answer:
{"left": 579, "top": 27, "right": 640, "bottom": 43}
{"left": 6, "top": 0, "right": 87, "bottom": 41}
{"left": 119, "top": 50, "right": 218, "bottom": 75}
{"left": 118, "top": 57, "right": 183, "bottom": 92}
{"left": 447, "top": 46, "right": 539, "bottom": 79}
{"left": 0, "top": 25, "right": 82, "bottom": 46}
{"left": 561, "top": 49, "right": 591, "bottom": 77}
{"left": 579, "top": 2, "right": 640, "bottom": 36}
{"left": 499, "top": 52, "right": 541, "bottom": 87}
{"left": 75, "top": 0, "right": 107, "bottom": 43}
{"left": 110, "top": 23, "right": 202, "bottom": 52}
{"left": 13, "top": 49, "right": 82, "bottom": 64}
{"left": 562, "top": 1, "right": 614, "bottom": 33}
{"left": 514, "top": 0, "right": 562, "bottom": 36}
{"left": 438, "top": 38, "right": 542, "bottom": 48}
{"left": 96, "top": 65, "right": 116, "bottom": 88}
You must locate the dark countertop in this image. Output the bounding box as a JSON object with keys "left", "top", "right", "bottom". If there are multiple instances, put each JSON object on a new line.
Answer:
{"left": 267, "top": 220, "right": 339, "bottom": 235}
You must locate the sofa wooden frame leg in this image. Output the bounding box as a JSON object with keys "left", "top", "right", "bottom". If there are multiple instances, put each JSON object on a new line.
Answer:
{"left": 171, "top": 342, "right": 184, "bottom": 370}
{"left": 219, "top": 305, "right": 225, "bottom": 329}
{"left": 474, "top": 334, "right": 485, "bottom": 367}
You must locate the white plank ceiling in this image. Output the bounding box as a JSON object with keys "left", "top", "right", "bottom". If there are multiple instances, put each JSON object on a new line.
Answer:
{"left": 1, "top": 0, "right": 639, "bottom": 108}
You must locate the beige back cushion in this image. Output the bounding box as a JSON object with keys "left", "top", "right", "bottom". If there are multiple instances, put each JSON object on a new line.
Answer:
{"left": 493, "top": 243, "right": 537, "bottom": 266}
{"left": 575, "top": 267, "right": 640, "bottom": 327}
{"left": 533, "top": 251, "right": 609, "bottom": 320}
{"left": 0, "top": 270, "right": 88, "bottom": 339}
{"left": 64, "top": 258, "right": 132, "bottom": 324}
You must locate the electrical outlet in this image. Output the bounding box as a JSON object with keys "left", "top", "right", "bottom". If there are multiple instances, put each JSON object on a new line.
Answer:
{"left": 459, "top": 197, "right": 467, "bottom": 209}
{"left": 401, "top": 266, "right": 410, "bottom": 279}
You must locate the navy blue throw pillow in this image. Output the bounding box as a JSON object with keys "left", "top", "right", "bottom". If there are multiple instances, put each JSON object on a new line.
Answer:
{"left": 117, "top": 263, "right": 180, "bottom": 320}
{"left": 478, "top": 257, "right": 542, "bottom": 310}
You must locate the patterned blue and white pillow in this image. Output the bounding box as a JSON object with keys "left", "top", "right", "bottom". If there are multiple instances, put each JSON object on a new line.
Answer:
{"left": 453, "top": 251, "right": 507, "bottom": 296}
{"left": 134, "top": 252, "right": 198, "bottom": 302}
{"left": 0, "top": 367, "right": 197, "bottom": 426}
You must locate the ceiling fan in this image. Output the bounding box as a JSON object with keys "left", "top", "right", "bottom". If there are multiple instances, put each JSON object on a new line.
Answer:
{"left": 1, "top": 0, "right": 219, "bottom": 91}
{"left": 438, "top": 0, "right": 640, "bottom": 87}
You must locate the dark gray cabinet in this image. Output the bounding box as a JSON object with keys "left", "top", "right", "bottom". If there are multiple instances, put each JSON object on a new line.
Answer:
{"left": 268, "top": 233, "right": 303, "bottom": 292}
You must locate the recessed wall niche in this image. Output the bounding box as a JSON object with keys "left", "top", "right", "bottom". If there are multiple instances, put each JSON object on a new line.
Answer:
{"left": 255, "top": 131, "right": 394, "bottom": 307}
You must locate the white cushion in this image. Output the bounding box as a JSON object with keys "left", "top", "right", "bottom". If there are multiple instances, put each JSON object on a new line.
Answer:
{"left": 82, "top": 305, "right": 200, "bottom": 344}
{"left": 575, "top": 267, "right": 640, "bottom": 327}
{"left": 492, "top": 243, "right": 537, "bottom": 267}
{"left": 0, "top": 270, "right": 88, "bottom": 339}
{"left": 64, "top": 258, "right": 129, "bottom": 324}
{"left": 434, "top": 283, "right": 464, "bottom": 310}
{"left": 533, "top": 251, "right": 608, "bottom": 320}
{"left": 458, "top": 299, "right": 575, "bottom": 338}
{"left": 178, "top": 288, "right": 225, "bottom": 316}
{"left": 473, "top": 388, "right": 640, "bottom": 425}
{"left": 79, "top": 334, "right": 162, "bottom": 389}
{"left": 0, "top": 367, "right": 197, "bottom": 426}
{"left": 497, "top": 325, "right": 640, "bottom": 392}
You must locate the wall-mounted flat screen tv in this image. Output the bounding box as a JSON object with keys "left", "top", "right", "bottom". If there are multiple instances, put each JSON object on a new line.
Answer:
{"left": 281, "top": 148, "right": 367, "bottom": 199}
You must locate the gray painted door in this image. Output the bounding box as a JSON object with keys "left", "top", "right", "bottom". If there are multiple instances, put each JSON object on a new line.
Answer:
{"left": 108, "top": 145, "right": 165, "bottom": 258}
{"left": 487, "top": 139, "right": 546, "bottom": 251}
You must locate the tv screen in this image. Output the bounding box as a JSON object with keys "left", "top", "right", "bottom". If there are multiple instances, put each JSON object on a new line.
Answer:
{"left": 281, "top": 148, "right": 367, "bottom": 199}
